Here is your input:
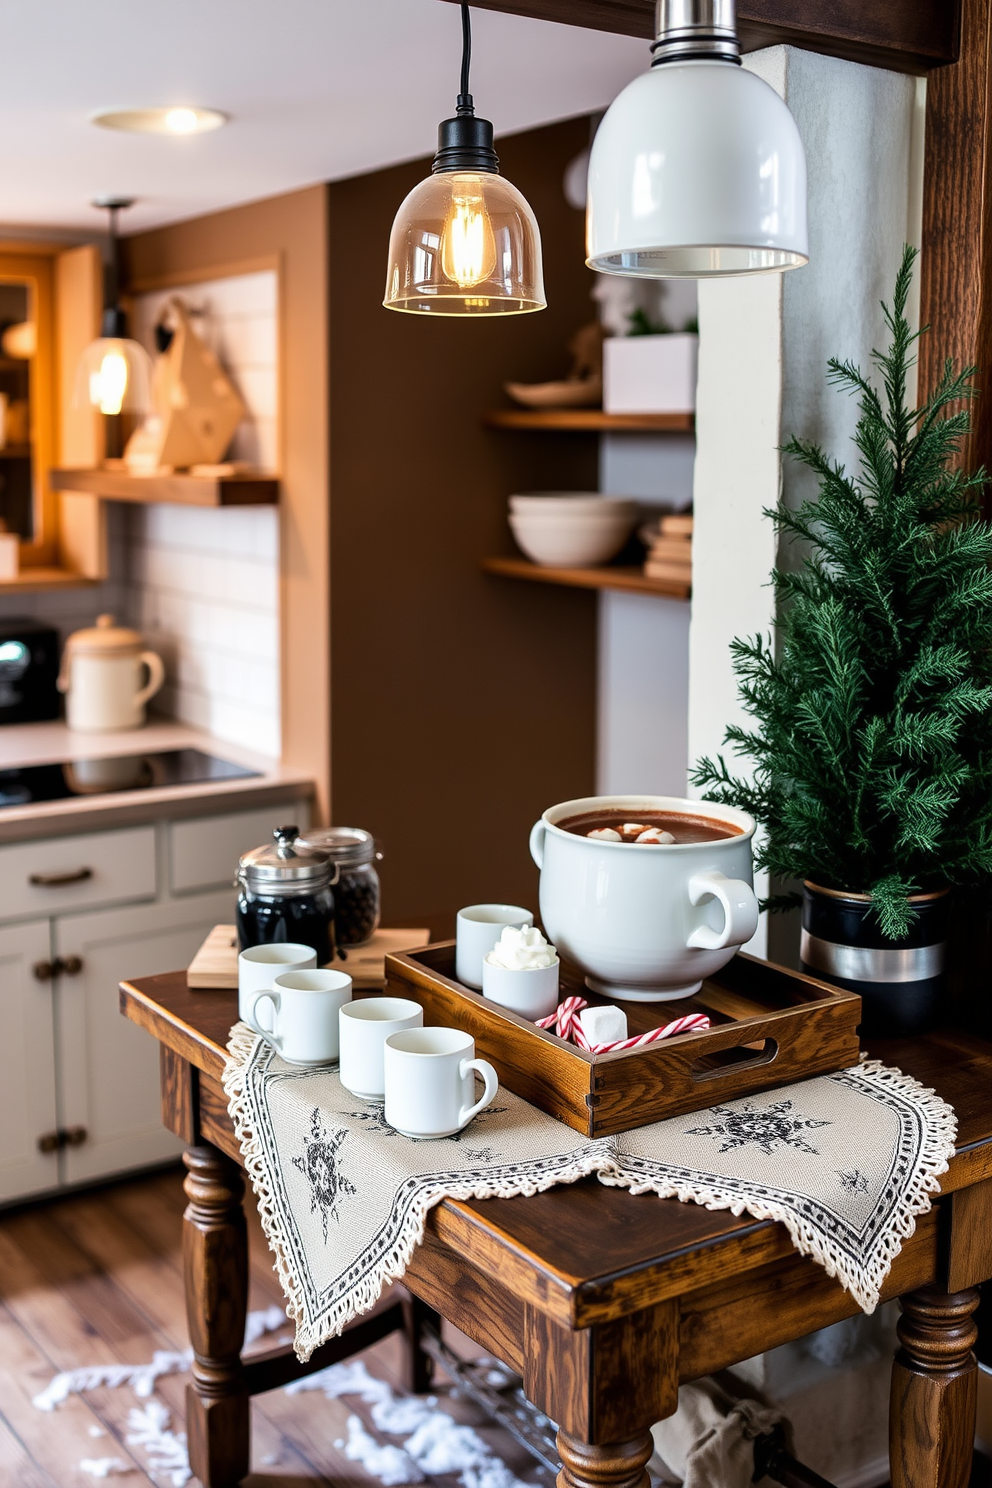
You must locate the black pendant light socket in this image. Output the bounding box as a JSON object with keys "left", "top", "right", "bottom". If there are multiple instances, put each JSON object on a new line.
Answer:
{"left": 433, "top": 99, "right": 499, "bottom": 175}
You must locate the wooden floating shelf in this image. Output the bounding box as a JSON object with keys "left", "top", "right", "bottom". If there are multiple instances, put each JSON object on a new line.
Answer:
{"left": 0, "top": 566, "right": 98, "bottom": 593}
{"left": 49, "top": 468, "right": 280, "bottom": 508}
{"left": 483, "top": 409, "right": 695, "bottom": 433}
{"left": 482, "top": 555, "right": 690, "bottom": 600}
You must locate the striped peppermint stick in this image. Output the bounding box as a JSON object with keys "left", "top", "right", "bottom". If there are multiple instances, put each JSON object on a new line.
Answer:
{"left": 535, "top": 996, "right": 709, "bottom": 1053}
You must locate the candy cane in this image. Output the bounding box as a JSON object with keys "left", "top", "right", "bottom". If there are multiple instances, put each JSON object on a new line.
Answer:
{"left": 536, "top": 996, "right": 709, "bottom": 1053}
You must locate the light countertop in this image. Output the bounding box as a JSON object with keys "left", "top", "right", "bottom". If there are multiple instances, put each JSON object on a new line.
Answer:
{"left": 0, "top": 718, "right": 315, "bottom": 844}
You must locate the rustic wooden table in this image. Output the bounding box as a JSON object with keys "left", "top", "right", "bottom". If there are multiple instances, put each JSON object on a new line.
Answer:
{"left": 121, "top": 972, "right": 992, "bottom": 1488}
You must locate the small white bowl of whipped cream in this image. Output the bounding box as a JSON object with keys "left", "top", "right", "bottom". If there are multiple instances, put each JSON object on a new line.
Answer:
{"left": 481, "top": 925, "right": 560, "bottom": 1020}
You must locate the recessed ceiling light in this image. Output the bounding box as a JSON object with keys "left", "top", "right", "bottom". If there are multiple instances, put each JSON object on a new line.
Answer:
{"left": 91, "top": 106, "right": 228, "bottom": 136}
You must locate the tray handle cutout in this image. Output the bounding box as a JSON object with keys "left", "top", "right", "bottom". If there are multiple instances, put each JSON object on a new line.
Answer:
{"left": 690, "top": 1037, "right": 778, "bottom": 1082}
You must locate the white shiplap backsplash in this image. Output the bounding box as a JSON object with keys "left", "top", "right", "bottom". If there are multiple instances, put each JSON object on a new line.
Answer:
{"left": 124, "top": 269, "right": 281, "bottom": 757}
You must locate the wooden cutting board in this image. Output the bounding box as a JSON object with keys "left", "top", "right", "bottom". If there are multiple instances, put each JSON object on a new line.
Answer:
{"left": 187, "top": 924, "right": 430, "bottom": 990}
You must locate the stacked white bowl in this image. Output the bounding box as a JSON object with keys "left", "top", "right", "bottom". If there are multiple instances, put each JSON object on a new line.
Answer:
{"left": 508, "top": 493, "right": 638, "bottom": 567}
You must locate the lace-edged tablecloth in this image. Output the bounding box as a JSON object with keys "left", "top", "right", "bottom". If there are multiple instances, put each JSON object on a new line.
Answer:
{"left": 222, "top": 1024, "right": 956, "bottom": 1362}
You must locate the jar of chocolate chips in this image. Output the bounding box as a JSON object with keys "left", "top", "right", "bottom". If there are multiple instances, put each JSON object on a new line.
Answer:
{"left": 299, "top": 827, "right": 382, "bottom": 947}
{"left": 236, "top": 825, "right": 335, "bottom": 964}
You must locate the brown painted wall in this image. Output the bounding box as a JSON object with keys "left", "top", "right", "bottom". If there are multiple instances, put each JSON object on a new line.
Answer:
{"left": 121, "top": 185, "right": 332, "bottom": 822}
{"left": 328, "top": 117, "right": 599, "bottom": 926}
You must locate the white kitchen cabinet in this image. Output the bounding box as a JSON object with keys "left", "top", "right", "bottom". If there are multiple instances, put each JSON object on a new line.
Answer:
{"left": 54, "top": 891, "right": 235, "bottom": 1186}
{"left": 0, "top": 920, "right": 60, "bottom": 1203}
{"left": 0, "top": 796, "right": 312, "bottom": 1205}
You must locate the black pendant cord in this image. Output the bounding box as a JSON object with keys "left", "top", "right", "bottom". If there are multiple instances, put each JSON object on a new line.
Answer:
{"left": 458, "top": 2, "right": 472, "bottom": 111}
{"left": 95, "top": 197, "right": 133, "bottom": 337}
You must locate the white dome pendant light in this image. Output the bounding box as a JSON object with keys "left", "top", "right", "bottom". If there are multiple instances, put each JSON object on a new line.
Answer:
{"left": 384, "top": 4, "right": 546, "bottom": 316}
{"left": 587, "top": 0, "right": 808, "bottom": 278}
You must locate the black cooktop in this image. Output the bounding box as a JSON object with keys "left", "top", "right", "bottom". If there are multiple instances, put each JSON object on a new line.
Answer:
{"left": 0, "top": 748, "right": 260, "bottom": 808}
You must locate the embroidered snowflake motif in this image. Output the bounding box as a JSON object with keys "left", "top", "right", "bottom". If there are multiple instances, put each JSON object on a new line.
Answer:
{"left": 292, "top": 1108, "right": 357, "bottom": 1241}
{"left": 686, "top": 1098, "right": 831, "bottom": 1157}
{"left": 837, "top": 1167, "right": 870, "bottom": 1194}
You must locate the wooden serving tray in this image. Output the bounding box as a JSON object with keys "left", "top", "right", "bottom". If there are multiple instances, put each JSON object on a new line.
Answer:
{"left": 384, "top": 943, "right": 861, "bottom": 1138}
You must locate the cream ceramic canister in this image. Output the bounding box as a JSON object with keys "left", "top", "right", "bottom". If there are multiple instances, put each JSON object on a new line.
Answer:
{"left": 58, "top": 614, "right": 165, "bottom": 732}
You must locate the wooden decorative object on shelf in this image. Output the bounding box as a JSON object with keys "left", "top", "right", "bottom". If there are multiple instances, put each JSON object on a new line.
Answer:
{"left": 49, "top": 467, "right": 279, "bottom": 508}
{"left": 187, "top": 924, "right": 431, "bottom": 990}
{"left": 482, "top": 556, "right": 690, "bottom": 600}
{"left": 484, "top": 409, "right": 695, "bottom": 432}
{"left": 385, "top": 942, "right": 861, "bottom": 1137}
{"left": 644, "top": 511, "right": 693, "bottom": 584}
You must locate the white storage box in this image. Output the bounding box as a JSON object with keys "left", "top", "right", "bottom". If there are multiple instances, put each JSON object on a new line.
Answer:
{"left": 604, "top": 333, "right": 698, "bottom": 414}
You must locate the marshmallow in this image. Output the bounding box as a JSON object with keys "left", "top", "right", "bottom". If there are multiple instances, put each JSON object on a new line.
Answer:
{"left": 578, "top": 1004, "right": 628, "bottom": 1047}
{"left": 588, "top": 827, "right": 622, "bottom": 841}
{"left": 636, "top": 828, "right": 675, "bottom": 844}
{"left": 620, "top": 823, "right": 648, "bottom": 838}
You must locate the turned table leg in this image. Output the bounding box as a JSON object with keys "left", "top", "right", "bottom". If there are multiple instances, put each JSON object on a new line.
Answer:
{"left": 556, "top": 1431, "right": 655, "bottom": 1488}
{"left": 890, "top": 1284, "right": 980, "bottom": 1488}
{"left": 183, "top": 1144, "right": 250, "bottom": 1488}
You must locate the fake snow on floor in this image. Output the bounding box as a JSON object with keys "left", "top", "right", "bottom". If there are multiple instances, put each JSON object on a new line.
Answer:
{"left": 32, "top": 1307, "right": 541, "bottom": 1488}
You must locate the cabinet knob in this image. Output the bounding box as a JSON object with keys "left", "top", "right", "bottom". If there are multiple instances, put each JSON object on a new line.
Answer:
{"left": 60, "top": 955, "right": 84, "bottom": 977}
{"left": 33, "top": 960, "right": 55, "bottom": 982}
{"left": 37, "top": 1131, "right": 60, "bottom": 1154}
{"left": 29, "top": 867, "right": 93, "bottom": 888}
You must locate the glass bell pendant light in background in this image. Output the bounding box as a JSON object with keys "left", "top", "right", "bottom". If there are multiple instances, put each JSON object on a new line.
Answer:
{"left": 383, "top": 4, "right": 546, "bottom": 315}
{"left": 587, "top": 0, "right": 808, "bottom": 277}
{"left": 74, "top": 198, "right": 153, "bottom": 418}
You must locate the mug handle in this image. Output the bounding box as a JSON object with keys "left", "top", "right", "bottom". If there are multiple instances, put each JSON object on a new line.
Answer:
{"left": 529, "top": 819, "right": 546, "bottom": 870}
{"left": 247, "top": 992, "right": 283, "bottom": 1053}
{"left": 686, "top": 871, "right": 759, "bottom": 951}
{"left": 135, "top": 651, "right": 166, "bottom": 708}
{"left": 458, "top": 1059, "right": 499, "bottom": 1128}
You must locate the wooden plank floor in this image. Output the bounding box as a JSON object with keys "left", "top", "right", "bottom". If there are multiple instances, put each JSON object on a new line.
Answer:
{"left": 0, "top": 1165, "right": 549, "bottom": 1488}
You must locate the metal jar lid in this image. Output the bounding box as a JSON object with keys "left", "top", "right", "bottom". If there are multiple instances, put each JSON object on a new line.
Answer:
{"left": 238, "top": 825, "right": 331, "bottom": 896}
{"left": 298, "top": 826, "right": 381, "bottom": 869}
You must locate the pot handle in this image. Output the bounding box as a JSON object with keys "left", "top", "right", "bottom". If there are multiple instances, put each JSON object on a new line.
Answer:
{"left": 686, "top": 871, "right": 759, "bottom": 951}
{"left": 135, "top": 650, "right": 166, "bottom": 708}
{"left": 529, "top": 819, "right": 546, "bottom": 870}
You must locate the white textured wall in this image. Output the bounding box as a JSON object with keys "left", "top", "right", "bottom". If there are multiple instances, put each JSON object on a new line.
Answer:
{"left": 688, "top": 48, "right": 918, "bottom": 959}
{"left": 124, "top": 269, "right": 281, "bottom": 757}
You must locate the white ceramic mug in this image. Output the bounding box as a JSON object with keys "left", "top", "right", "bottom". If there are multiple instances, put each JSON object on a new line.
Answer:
{"left": 455, "top": 904, "right": 534, "bottom": 989}
{"left": 339, "top": 996, "right": 423, "bottom": 1102}
{"left": 247, "top": 969, "right": 353, "bottom": 1065}
{"left": 530, "top": 794, "right": 759, "bottom": 1002}
{"left": 384, "top": 1027, "right": 499, "bottom": 1139}
{"left": 238, "top": 942, "right": 317, "bottom": 1023}
{"left": 482, "top": 956, "right": 560, "bottom": 1020}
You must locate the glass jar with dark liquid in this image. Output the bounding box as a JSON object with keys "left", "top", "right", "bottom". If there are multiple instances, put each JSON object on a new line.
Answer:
{"left": 236, "top": 824, "right": 334, "bottom": 964}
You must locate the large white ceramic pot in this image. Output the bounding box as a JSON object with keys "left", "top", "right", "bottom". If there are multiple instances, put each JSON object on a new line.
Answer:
{"left": 529, "top": 794, "right": 759, "bottom": 1002}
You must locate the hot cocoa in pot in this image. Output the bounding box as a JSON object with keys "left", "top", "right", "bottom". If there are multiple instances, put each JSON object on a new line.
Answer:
{"left": 558, "top": 809, "right": 741, "bottom": 844}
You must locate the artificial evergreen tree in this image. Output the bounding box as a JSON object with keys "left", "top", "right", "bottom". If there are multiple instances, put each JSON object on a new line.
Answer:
{"left": 693, "top": 246, "right": 992, "bottom": 939}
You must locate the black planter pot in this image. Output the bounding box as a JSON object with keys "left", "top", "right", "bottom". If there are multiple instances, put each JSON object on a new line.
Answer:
{"left": 800, "top": 881, "right": 949, "bottom": 1036}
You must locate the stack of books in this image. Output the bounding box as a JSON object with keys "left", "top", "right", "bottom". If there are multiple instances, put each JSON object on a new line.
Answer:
{"left": 643, "top": 512, "right": 693, "bottom": 586}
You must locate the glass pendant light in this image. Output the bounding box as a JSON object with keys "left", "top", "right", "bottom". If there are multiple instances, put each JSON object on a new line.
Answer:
{"left": 587, "top": 0, "right": 808, "bottom": 278}
{"left": 75, "top": 198, "right": 153, "bottom": 417}
{"left": 384, "top": 4, "right": 545, "bottom": 316}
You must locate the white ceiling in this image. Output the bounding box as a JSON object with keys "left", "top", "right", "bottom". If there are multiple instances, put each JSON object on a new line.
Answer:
{"left": 0, "top": 0, "right": 647, "bottom": 235}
